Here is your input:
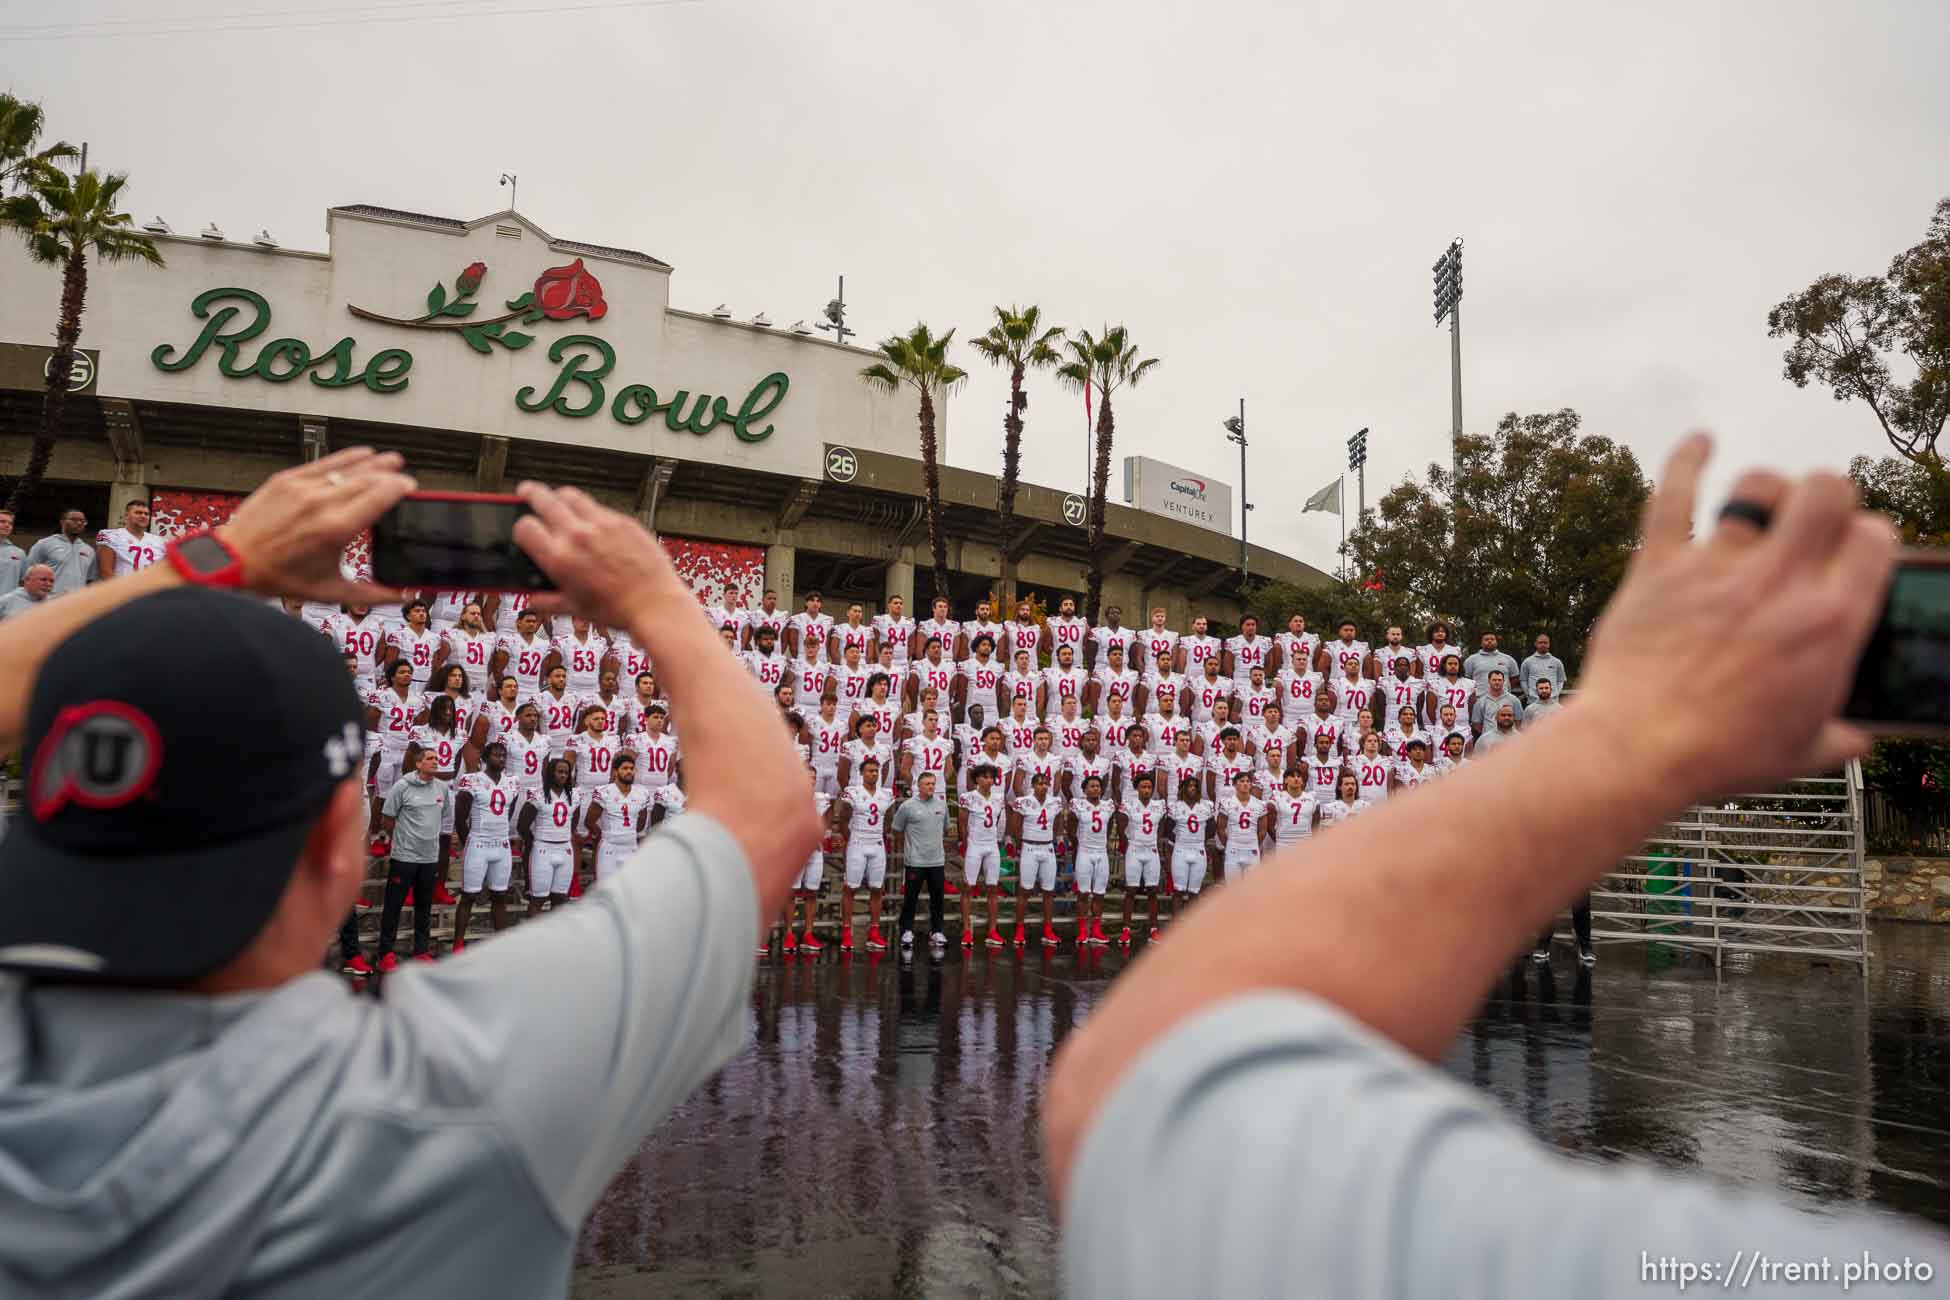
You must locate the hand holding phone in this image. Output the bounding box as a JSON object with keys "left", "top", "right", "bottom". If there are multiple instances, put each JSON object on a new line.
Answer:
{"left": 1846, "top": 552, "right": 1950, "bottom": 734}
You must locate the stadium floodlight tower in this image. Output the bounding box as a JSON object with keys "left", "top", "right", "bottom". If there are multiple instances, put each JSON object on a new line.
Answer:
{"left": 1432, "top": 238, "right": 1463, "bottom": 476}
{"left": 1347, "top": 427, "right": 1369, "bottom": 518}
{"left": 815, "top": 277, "right": 853, "bottom": 347}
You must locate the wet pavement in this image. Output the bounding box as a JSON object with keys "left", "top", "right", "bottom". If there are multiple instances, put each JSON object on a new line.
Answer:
{"left": 570, "top": 923, "right": 1950, "bottom": 1299}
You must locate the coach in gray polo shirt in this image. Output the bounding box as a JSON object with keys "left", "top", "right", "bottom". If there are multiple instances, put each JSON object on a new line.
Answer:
{"left": 1460, "top": 630, "right": 1519, "bottom": 697}
{"left": 23, "top": 508, "right": 96, "bottom": 595}
{"left": 893, "top": 771, "right": 950, "bottom": 947}
{"left": 0, "top": 508, "right": 24, "bottom": 593}
{"left": 1044, "top": 443, "right": 1949, "bottom": 1297}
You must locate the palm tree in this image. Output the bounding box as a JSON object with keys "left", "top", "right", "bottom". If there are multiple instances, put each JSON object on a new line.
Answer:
{"left": 5, "top": 169, "right": 164, "bottom": 515}
{"left": 968, "top": 305, "right": 1064, "bottom": 609}
{"left": 861, "top": 324, "right": 968, "bottom": 602}
{"left": 1056, "top": 326, "right": 1159, "bottom": 622}
{"left": 0, "top": 94, "right": 77, "bottom": 196}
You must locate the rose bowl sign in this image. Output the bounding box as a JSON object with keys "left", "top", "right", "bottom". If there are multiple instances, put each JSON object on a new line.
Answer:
{"left": 1123, "top": 455, "right": 1231, "bottom": 533}
{"left": 150, "top": 258, "right": 789, "bottom": 443}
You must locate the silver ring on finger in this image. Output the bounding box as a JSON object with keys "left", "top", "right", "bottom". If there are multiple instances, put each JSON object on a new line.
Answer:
{"left": 324, "top": 470, "right": 345, "bottom": 488}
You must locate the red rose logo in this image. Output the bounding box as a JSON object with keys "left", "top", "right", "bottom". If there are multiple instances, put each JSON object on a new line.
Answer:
{"left": 457, "top": 261, "right": 486, "bottom": 295}
{"left": 532, "top": 259, "right": 607, "bottom": 321}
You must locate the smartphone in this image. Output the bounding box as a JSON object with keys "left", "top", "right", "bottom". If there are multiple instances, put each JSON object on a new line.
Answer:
{"left": 1845, "top": 550, "right": 1950, "bottom": 734}
{"left": 369, "top": 491, "right": 554, "bottom": 592}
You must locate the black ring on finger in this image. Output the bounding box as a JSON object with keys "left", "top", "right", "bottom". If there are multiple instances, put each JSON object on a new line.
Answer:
{"left": 1716, "top": 499, "right": 1773, "bottom": 531}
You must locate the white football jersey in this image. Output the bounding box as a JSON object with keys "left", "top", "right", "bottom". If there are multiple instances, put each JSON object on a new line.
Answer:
{"left": 1016, "top": 750, "right": 1064, "bottom": 794}
{"left": 389, "top": 626, "right": 442, "bottom": 689}
{"left": 590, "top": 783, "right": 653, "bottom": 840}
{"left": 744, "top": 650, "right": 791, "bottom": 690}
{"left": 1180, "top": 633, "right": 1223, "bottom": 676}
{"left": 747, "top": 606, "right": 791, "bottom": 642}
{"left": 1382, "top": 676, "right": 1428, "bottom": 720}
{"left": 443, "top": 629, "right": 498, "bottom": 692}
{"left": 1319, "top": 798, "right": 1371, "bottom": 826}
{"left": 956, "top": 654, "right": 1002, "bottom": 711}
{"left": 1138, "top": 627, "right": 1180, "bottom": 677}
{"left": 962, "top": 620, "right": 1005, "bottom": 655}
{"left": 1122, "top": 794, "right": 1166, "bottom": 849}
{"left": 1169, "top": 798, "right": 1215, "bottom": 845}
{"left": 1334, "top": 677, "right": 1378, "bottom": 724}
{"left": 1419, "top": 642, "right": 1458, "bottom": 678}
{"left": 903, "top": 733, "right": 954, "bottom": 785}
{"left": 614, "top": 634, "right": 653, "bottom": 684}
{"left": 1001, "top": 620, "right": 1043, "bottom": 662}
{"left": 962, "top": 787, "right": 1008, "bottom": 844}
{"left": 871, "top": 614, "right": 916, "bottom": 666}
{"left": 788, "top": 612, "right": 835, "bottom": 661}
{"left": 792, "top": 660, "right": 834, "bottom": 713}
{"left": 1050, "top": 716, "right": 1091, "bottom": 759}
{"left": 1219, "top": 794, "right": 1266, "bottom": 846}
{"left": 962, "top": 751, "right": 1015, "bottom": 795}
{"left": 1066, "top": 753, "right": 1114, "bottom": 799}
{"left": 1431, "top": 676, "right": 1476, "bottom": 719}
{"left": 1269, "top": 790, "right": 1317, "bottom": 845}
{"left": 1304, "top": 754, "right": 1343, "bottom": 799}
{"left": 807, "top": 716, "right": 848, "bottom": 771}
{"left": 458, "top": 770, "right": 521, "bottom": 838}
{"left": 842, "top": 738, "right": 896, "bottom": 783}
{"left": 1091, "top": 625, "right": 1140, "bottom": 666}
{"left": 1114, "top": 748, "right": 1162, "bottom": 799}
{"left": 1238, "top": 684, "right": 1278, "bottom": 725}
{"left": 427, "top": 591, "right": 467, "bottom": 630}
{"left": 910, "top": 657, "right": 959, "bottom": 703}
{"left": 633, "top": 732, "right": 681, "bottom": 788}
{"left": 408, "top": 723, "right": 464, "bottom": 774}
{"left": 1073, "top": 796, "right": 1114, "bottom": 851}
{"left": 1189, "top": 674, "right": 1232, "bottom": 723}
{"left": 568, "top": 731, "right": 626, "bottom": 788}
{"left": 1000, "top": 670, "right": 1041, "bottom": 713}
{"left": 1045, "top": 615, "right": 1089, "bottom": 659}
{"left": 1145, "top": 672, "right": 1187, "bottom": 713}
{"left": 1143, "top": 712, "right": 1189, "bottom": 755}
{"left": 1303, "top": 714, "right": 1344, "bottom": 755}
{"left": 1394, "top": 759, "right": 1437, "bottom": 793}
{"left": 1375, "top": 644, "right": 1418, "bottom": 679}
{"left": 552, "top": 634, "right": 609, "bottom": 694}
{"left": 579, "top": 693, "right": 626, "bottom": 737}
{"left": 1353, "top": 754, "right": 1393, "bottom": 803}
{"left": 524, "top": 785, "right": 585, "bottom": 844}
{"left": 483, "top": 699, "right": 527, "bottom": 741}
{"left": 336, "top": 615, "right": 389, "bottom": 681}
{"left": 1276, "top": 631, "right": 1319, "bottom": 676}
{"left": 1002, "top": 716, "right": 1041, "bottom": 754}
{"left": 1041, "top": 666, "right": 1088, "bottom": 712}
{"left": 1247, "top": 722, "right": 1296, "bottom": 778}
{"left": 1014, "top": 793, "right": 1064, "bottom": 843}
{"left": 843, "top": 784, "right": 896, "bottom": 840}
{"left": 1224, "top": 634, "right": 1272, "bottom": 688}
{"left": 492, "top": 592, "right": 533, "bottom": 636}
{"left": 1205, "top": 749, "right": 1257, "bottom": 796}
{"left": 367, "top": 688, "right": 422, "bottom": 753}
{"left": 503, "top": 729, "right": 551, "bottom": 789}
{"left": 833, "top": 621, "right": 875, "bottom": 662}
{"left": 1093, "top": 666, "right": 1140, "bottom": 711}
{"left": 536, "top": 690, "right": 581, "bottom": 750}
{"left": 497, "top": 631, "right": 553, "bottom": 696}
{"left": 1328, "top": 638, "right": 1372, "bottom": 677}
{"left": 97, "top": 526, "right": 162, "bottom": 573}
{"left": 916, "top": 617, "right": 961, "bottom": 656}
{"left": 1097, "top": 713, "right": 1135, "bottom": 752}
{"left": 1276, "top": 669, "right": 1323, "bottom": 719}
{"left": 833, "top": 664, "right": 875, "bottom": 714}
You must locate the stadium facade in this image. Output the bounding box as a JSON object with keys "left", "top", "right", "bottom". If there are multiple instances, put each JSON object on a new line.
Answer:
{"left": 0, "top": 203, "right": 1329, "bottom": 614}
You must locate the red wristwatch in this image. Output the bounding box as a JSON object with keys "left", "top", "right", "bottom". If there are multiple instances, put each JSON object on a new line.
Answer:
{"left": 165, "top": 529, "right": 248, "bottom": 589}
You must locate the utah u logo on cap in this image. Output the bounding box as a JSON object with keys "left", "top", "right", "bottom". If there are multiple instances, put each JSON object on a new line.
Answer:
{"left": 28, "top": 701, "right": 164, "bottom": 821}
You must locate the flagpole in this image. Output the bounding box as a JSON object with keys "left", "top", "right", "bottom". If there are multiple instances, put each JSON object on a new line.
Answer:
{"left": 1340, "top": 476, "right": 1346, "bottom": 585}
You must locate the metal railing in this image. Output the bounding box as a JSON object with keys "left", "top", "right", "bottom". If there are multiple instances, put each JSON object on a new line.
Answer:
{"left": 1588, "top": 760, "right": 1868, "bottom": 969}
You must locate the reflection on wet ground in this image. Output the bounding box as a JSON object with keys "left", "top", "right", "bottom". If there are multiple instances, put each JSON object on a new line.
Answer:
{"left": 572, "top": 924, "right": 1950, "bottom": 1298}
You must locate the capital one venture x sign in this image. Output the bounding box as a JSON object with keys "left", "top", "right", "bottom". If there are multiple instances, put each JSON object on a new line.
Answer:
{"left": 150, "top": 259, "right": 788, "bottom": 441}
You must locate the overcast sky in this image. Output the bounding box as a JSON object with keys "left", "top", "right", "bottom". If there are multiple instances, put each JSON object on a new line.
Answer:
{"left": 8, "top": 0, "right": 1947, "bottom": 572}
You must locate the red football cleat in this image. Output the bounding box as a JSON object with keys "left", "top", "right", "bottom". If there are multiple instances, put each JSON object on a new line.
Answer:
{"left": 401, "top": 887, "right": 415, "bottom": 907}
{"left": 1149, "top": 927, "right": 1162, "bottom": 942}
{"left": 866, "top": 930, "right": 887, "bottom": 951}
{"left": 944, "top": 880, "right": 960, "bottom": 895}
{"left": 450, "top": 938, "right": 466, "bottom": 955}
{"left": 567, "top": 872, "right": 583, "bottom": 899}
{"left": 840, "top": 926, "right": 854, "bottom": 951}
{"left": 378, "top": 952, "right": 399, "bottom": 973}
{"left": 1041, "top": 925, "right": 1059, "bottom": 947}
{"left": 413, "top": 952, "right": 435, "bottom": 964}
{"left": 784, "top": 930, "right": 799, "bottom": 953}
{"left": 1012, "top": 924, "right": 1026, "bottom": 947}
{"left": 800, "top": 930, "right": 824, "bottom": 952}
{"left": 986, "top": 932, "right": 1005, "bottom": 947}
{"left": 1118, "top": 926, "right": 1132, "bottom": 946}
{"left": 433, "top": 882, "right": 457, "bottom": 906}
{"left": 1092, "top": 917, "right": 1109, "bottom": 945}
{"left": 369, "top": 835, "right": 390, "bottom": 858}
{"left": 343, "top": 954, "right": 374, "bottom": 976}
{"left": 962, "top": 929, "right": 974, "bottom": 948}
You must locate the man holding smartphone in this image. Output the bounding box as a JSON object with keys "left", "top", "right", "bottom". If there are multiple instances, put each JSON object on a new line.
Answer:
{"left": 0, "top": 449, "right": 820, "bottom": 1296}
{"left": 1042, "top": 440, "right": 1950, "bottom": 1297}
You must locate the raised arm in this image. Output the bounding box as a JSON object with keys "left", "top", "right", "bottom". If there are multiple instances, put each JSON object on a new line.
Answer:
{"left": 1043, "top": 440, "right": 1895, "bottom": 1204}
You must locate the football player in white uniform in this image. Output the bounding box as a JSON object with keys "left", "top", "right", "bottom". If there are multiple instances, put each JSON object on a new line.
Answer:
{"left": 1236, "top": 663, "right": 1278, "bottom": 727}
{"left": 451, "top": 741, "right": 521, "bottom": 950}
{"left": 1118, "top": 771, "right": 1167, "bottom": 943}
{"left": 838, "top": 714, "right": 896, "bottom": 792}
{"left": 1142, "top": 650, "right": 1187, "bottom": 717}
{"left": 1001, "top": 648, "right": 1041, "bottom": 718}
{"left": 1429, "top": 653, "right": 1475, "bottom": 725}
{"left": 1167, "top": 777, "right": 1217, "bottom": 903}
{"left": 1089, "top": 605, "right": 1139, "bottom": 673}
{"left": 1066, "top": 728, "right": 1114, "bottom": 802}
{"left": 781, "top": 743, "right": 834, "bottom": 955}
{"left": 1273, "top": 612, "right": 1318, "bottom": 680}
{"left": 1218, "top": 771, "right": 1269, "bottom": 881}
{"left": 1245, "top": 703, "right": 1296, "bottom": 785}
{"left": 1269, "top": 768, "right": 1319, "bottom": 851}
{"left": 1043, "top": 594, "right": 1089, "bottom": 664}
{"left": 908, "top": 637, "right": 959, "bottom": 715}
{"left": 534, "top": 665, "right": 579, "bottom": 759}
{"left": 1000, "top": 695, "right": 1040, "bottom": 756}
{"left": 1394, "top": 736, "right": 1438, "bottom": 793}
{"left": 743, "top": 624, "right": 792, "bottom": 693}
{"left": 1223, "top": 613, "right": 1272, "bottom": 690}
{"left": 830, "top": 601, "right": 877, "bottom": 664}
{"left": 1089, "top": 641, "right": 1140, "bottom": 716}
{"left": 1189, "top": 654, "right": 1231, "bottom": 726}
{"left": 1038, "top": 643, "right": 1088, "bottom": 718}
{"left": 387, "top": 600, "right": 442, "bottom": 691}
{"left": 837, "top": 756, "right": 898, "bottom": 951}
{"left": 566, "top": 706, "right": 626, "bottom": 791}
{"left": 1069, "top": 774, "right": 1117, "bottom": 946}
{"left": 96, "top": 500, "right": 162, "bottom": 578}
{"left": 915, "top": 596, "right": 961, "bottom": 662}
{"left": 1113, "top": 723, "right": 1159, "bottom": 802}
{"left": 1375, "top": 624, "right": 1418, "bottom": 680}
{"left": 365, "top": 658, "right": 422, "bottom": 851}
{"left": 491, "top": 607, "right": 552, "bottom": 698}
{"left": 805, "top": 696, "right": 847, "bottom": 796}
{"left": 900, "top": 711, "right": 955, "bottom": 796}
{"left": 962, "top": 599, "right": 1004, "bottom": 663}
{"left": 1049, "top": 698, "right": 1090, "bottom": 762}
{"left": 1204, "top": 727, "right": 1257, "bottom": 803}
{"left": 1138, "top": 607, "right": 1180, "bottom": 680}
{"left": 831, "top": 643, "right": 874, "bottom": 723}
{"left": 1319, "top": 769, "right": 1372, "bottom": 826}
{"left": 871, "top": 594, "right": 915, "bottom": 671}
{"left": 1419, "top": 621, "right": 1457, "bottom": 679}
{"left": 785, "top": 591, "right": 833, "bottom": 663}
{"left": 1381, "top": 657, "right": 1428, "bottom": 730}
{"left": 958, "top": 762, "right": 1009, "bottom": 947}
{"left": 1331, "top": 657, "right": 1377, "bottom": 726}
{"left": 1326, "top": 618, "right": 1373, "bottom": 680}
{"left": 1303, "top": 689, "right": 1344, "bottom": 758}
{"left": 958, "top": 635, "right": 1005, "bottom": 725}
{"left": 1303, "top": 729, "right": 1343, "bottom": 802}
{"left": 1095, "top": 694, "right": 1136, "bottom": 752}
{"left": 431, "top": 601, "right": 498, "bottom": 694}
{"left": 1010, "top": 770, "right": 1066, "bottom": 948}
{"left": 1352, "top": 730, "right": 1394, "bottom": 804}
{"left": 743, "top": 588, "right": 791, "bottom": 651}
{"left": 1385, "top": 704, "right": 1433, "bottom": 765}
{"left": 518, "top": 756, "right": 585, "bottom": 914}
{"left": 1180, "top": 614, "right": 1222, "bottom": 679}
{"left": 552, "top": 616, "right": 610, "bottom": 696}
{"left": 792, "top": 637, "right": 834, "bottom": 717}
{"left": 1015, "top": 726, "right": 1064, "bottom": 798}
{"left": 335, "top": 603, "right": 390, "bottom": 689}
{"left": 503, "top": 700, "right": 550, "bottom": 795}
{"left": 633, "top": 703, "right": 681, "bottom": 791}
{"left": 584, "top": 754, "right": 653, "bottom": 883}
{"left": 1001, "top": 601, "right": 1044, "bottom": 665}
{"left": 1143, "top": 691, "right": 1189, "bottom": 757}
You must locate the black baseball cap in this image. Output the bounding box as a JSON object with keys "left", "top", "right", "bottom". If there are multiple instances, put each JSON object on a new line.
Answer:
{"left": 0, "top": 588, "right": 365, "bottom": 984}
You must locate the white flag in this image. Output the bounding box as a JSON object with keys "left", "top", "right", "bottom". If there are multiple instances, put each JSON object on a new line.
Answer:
{"left": 1302, "top": 476, "right": 1343, "bottom": 515}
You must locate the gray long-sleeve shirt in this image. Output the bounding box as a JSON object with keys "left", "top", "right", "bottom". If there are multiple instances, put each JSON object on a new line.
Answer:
{"left": 891, "top": 793, "right": 949, "bottom": 867}
{"left": 1520, "top": 652, "right": 1567, "bottom": 700}
{"left": 1064, "top": 994, "right": 1948, "bottom": 1299}
{"left": 23, "top": 533, "right": 94, "bottom": 595}
{"left": 0, "top": 814, "right": 757, "bottom": 1300}
{"left": 1460, "top": 649, "right": 1519, "bottom": 697}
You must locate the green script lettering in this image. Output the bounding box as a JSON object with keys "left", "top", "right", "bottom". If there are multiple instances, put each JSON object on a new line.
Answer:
{"left": 611, "top": 384, "right": 660, "bottom": 426}
{"left": 732, "top": 372, "right": 789, "bottom": 442}
{"left": 517, "top": 335, "right": 613, "bottom": 417}
{"left": 152, "top": 288, "right": 414, "bottom": 392}
{"left": 151, "top": 287, "right": 272, "bottom": 375}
